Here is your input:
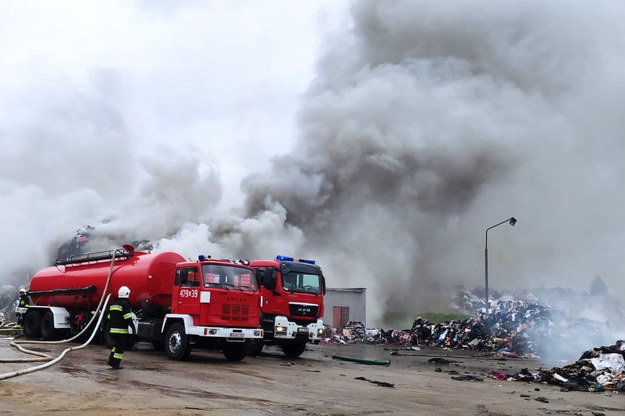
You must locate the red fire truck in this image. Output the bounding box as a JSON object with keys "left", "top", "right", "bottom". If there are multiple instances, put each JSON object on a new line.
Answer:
{"left": 23, "top": 246, "right": 263, "bottom": 361}
{"left": 249, "top": 255, "right": 325, "bottom": 357}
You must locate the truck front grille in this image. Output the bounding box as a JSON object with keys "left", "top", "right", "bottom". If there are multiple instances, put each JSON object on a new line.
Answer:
{"left": 221, "top": 304, "right": 249, "bottom": 322}
{"left": 289, "top": 304, "right": 318, "bottom": 317}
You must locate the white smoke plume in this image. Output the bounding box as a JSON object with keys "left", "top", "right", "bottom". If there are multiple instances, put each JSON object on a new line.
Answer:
{"left": 2, "top": 1, "right": 625, "bottom": 356}
{"left": 0, "top": 0, "right": 337, "bottom": 286}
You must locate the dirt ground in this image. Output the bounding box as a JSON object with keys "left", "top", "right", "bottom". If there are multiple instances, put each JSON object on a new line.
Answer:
{"left": 1, "top": 337, "right": 623, "bottom": 416}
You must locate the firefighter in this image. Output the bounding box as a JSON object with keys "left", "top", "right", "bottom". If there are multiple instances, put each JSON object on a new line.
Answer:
{"left": 107, "top": 286, "right": 136, "bottom": 369}
{"left": 16, "top": 288, "right": 31, "bottom": 326}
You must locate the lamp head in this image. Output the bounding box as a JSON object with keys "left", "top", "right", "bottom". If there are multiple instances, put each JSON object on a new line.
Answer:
{"left": 509, "top": 217, "right": 517, "bottom": 226}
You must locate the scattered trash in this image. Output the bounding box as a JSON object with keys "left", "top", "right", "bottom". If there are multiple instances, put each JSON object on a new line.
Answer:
{"left": 390, "top": 351, "right": 419, "bottom": 356}
{"left": 506, "top": 340, "right": 625, "bottom": 392}
{"left": 354, "top": 376, "right": 395, "bottom": 388}
{"left": 490, "top": 372, "right": 508, "bottom": 381}
{"left": 427, "top": 357, "right": 462, "bottom": 365}
{"left": 534, "top": 397, "right": 549, "bottom": 403}
{"left": 450, "top": 374, "right": 483, "bottom": 382}
{"left": 404, "top": 346, "right": 421, "bottom": 351}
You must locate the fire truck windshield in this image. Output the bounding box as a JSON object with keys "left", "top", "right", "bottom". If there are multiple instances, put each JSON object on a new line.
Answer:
{"left": 282, "top": 272, "right": 322, "bottom": 295}
{"left": 202, "top": 264, "right": 257, "bottom": 291}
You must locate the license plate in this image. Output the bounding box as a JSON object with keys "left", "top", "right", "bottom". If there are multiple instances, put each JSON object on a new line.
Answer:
{"left": 297, "top": 328, "right": 308, "bottom": 333}
{"left": 229, "top": 332, "right": 244, "bottom": 338}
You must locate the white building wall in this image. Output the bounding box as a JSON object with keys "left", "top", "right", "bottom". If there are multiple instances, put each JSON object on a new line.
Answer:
{"left": 323, "top": 288, "right": 366, "bottom": 327}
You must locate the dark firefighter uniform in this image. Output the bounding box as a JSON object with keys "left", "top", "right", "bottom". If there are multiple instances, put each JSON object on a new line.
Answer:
{"left": 16, "top": 289, "right": 31, "bottom": 326}
{"left": 107, "top": 295, "right": 135, "bottom": 369}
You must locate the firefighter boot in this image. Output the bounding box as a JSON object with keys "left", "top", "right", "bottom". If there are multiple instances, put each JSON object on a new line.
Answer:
{"left": 110, "top": 352, "right": 123, "bottom": 369}
{"left": 107, "top": 349, "right": 115, "bottom": 368}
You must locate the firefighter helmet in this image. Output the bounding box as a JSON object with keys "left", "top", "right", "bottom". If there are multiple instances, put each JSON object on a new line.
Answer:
{"left": 118, "top": 286, "right": 130, "bottom": 299}
{"left": 19, "top": 287, "right": 27, "bottom": 295}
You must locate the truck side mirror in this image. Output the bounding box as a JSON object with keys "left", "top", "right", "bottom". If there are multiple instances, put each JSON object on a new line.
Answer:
{"left": 264, "top": 269, "right": 277, "bottom": 292}
{"left": 255, "top": 269, "right": 264, "bottom": 286}
{"left": 179, "top": 270, "right": 188, "bottom": 285}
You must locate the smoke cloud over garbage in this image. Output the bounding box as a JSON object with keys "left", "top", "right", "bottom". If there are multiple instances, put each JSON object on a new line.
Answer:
{"left": 2, "top": 0, "right": 625, "bottom": 360}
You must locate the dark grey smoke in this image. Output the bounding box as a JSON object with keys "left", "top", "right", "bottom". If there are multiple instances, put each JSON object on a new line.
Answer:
{"left": 240, "top": 0, "right": 625, "bottom": 328}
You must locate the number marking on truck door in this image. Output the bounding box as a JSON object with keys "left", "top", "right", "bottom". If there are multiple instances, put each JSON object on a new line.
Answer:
{"left": 179, "top": 289, "right": 199, "bottom": 298}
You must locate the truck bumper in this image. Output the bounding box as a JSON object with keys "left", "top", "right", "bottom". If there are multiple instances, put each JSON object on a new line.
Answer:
{"left": 273, "top": 316, "right": 324, "bottom": 341}
{"left": 163, "top": 315, "right": 264, "bottom": 341}
{"left": 192, "top": 326, "right": 264, "bottom": 341}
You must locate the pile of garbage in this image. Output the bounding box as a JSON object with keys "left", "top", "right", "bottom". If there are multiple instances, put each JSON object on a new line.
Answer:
{"left": 0, "top": 285, "right": 19, "bottom": 323}
{"left": 323, "top": 321, "right": 384, "bottom": 345}
{"left": 497, "top": 340, "right": 625, "bottom": 392}
{"left": 323, "top": 300, "right": 613, "bottom": 359}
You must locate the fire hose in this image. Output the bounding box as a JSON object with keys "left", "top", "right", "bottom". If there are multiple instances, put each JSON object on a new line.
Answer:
{"left": 0, "top": 251, "right": 121, "bottom": 380}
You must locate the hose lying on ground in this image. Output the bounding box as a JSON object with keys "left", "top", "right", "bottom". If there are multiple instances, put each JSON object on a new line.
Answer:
{"left": 0, "top": 295, "right": 110, "bottom": 380}
{"left": 332, "top": 354, "right": 391, "bottom": 366}
{"left": 0, "top": 250, "right": 121, "bottom": 379}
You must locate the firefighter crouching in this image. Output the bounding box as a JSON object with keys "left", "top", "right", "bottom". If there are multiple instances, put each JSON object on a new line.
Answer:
{"left": 107, "top": 286, "right": 136, "bottom": 369}
{"left": 16, "top": 288, "right": 31, "bottom": 327}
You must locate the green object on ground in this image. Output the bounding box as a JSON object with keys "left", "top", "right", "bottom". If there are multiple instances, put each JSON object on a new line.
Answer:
{"left": 332, "top": 354, "right": 390, "bottom": 366}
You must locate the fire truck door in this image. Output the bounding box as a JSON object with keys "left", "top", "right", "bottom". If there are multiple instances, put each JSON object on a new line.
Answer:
{"left": 174, "top": 267, "right": 201, "bottom": 316}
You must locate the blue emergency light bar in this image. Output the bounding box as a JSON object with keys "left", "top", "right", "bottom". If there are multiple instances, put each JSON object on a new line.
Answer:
{"left": 276, "top": 255, "right": 315, "bottom": 265}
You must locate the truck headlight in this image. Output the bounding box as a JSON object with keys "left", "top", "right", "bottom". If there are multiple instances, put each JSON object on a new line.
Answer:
{"left": 317, "top": 328, "right": 324, "bottom": 335}
{"left": 276, "top": 326, "right": 287, "bottom": 334}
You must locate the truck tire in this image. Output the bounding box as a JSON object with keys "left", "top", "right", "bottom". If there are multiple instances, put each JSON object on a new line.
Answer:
{"left": 23, "top": 310, "right": 42, "bottom": 339}
{"left": 126, "top": 334, "right": 137, "bottom": 350}
{"left": 223, "top": 343, "right": 247, "bottom": 362}
{"left": 165, "top": 323, "right": 191, "bottom": 361}
{"left": 40, "top": 311, "right": 57, "bottom": 340}
{"left": 281, "top": 341, "right": 307, "bottom": 358}
{"left": 248, "top": 339, "right": 264, "bottom": 356}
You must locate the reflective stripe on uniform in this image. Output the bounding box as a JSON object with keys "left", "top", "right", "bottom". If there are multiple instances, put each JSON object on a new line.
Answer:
{"left": 110, "top": 306, "right": 123, "bottom": 311}
{"left": 110, "top": 328, "right": 129, "bottom": 334}
{"left": 113, "top": 353, "right": 123, "bottom": 359}
{"left": 123, "top": 313, "right": 133, "bottom": 319}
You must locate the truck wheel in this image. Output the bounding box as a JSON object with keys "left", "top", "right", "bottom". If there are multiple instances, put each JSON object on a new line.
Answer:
{"left": 23, "top": 310, "right": 42, "bottom": 339}
{"left": 223, "top": 343, "right": 247, "bottom": 362}
{"left": 126, "top": 334, "right": 137, "bottom": 350}
{"left": 41, "top": 311, "right": 57, "bottom": 340}
{"left": 248, "top": 339, "right": 264, "bottom": 356}
{"left": 165, "top": 323, "right": 191, "bottom": 361}
{"left": 281, "top": 341, "right": 307, "bottom": 358}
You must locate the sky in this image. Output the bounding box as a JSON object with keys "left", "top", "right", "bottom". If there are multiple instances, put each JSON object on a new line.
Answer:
{"left": 2, "top": 0, "right": 625, "bottom": 332}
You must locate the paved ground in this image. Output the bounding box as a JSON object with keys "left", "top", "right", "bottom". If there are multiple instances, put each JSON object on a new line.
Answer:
{"left": 1, "top": 338, "right": 624, "bottom": 415}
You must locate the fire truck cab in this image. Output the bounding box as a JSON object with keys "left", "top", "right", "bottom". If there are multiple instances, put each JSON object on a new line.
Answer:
{"left": 250, "top": 255, "right": 325, "bottom": 358}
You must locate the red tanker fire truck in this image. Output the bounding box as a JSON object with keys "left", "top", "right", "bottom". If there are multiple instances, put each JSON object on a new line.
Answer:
{"left": 249, "top": 255, "right": 325, "bottom": 357}
{"left": 23, "top": 246, "right": 263, "bottom": 361}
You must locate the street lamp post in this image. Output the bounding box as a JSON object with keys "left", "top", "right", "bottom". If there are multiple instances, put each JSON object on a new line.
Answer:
{"left": 484, "top": 217, "right": 517, "bottom": 313}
